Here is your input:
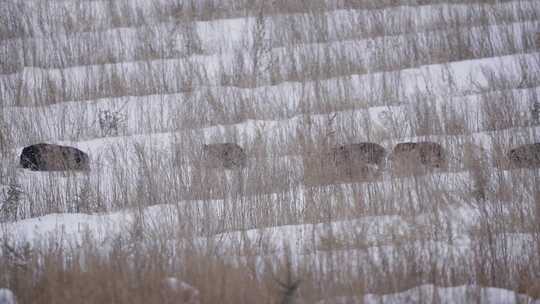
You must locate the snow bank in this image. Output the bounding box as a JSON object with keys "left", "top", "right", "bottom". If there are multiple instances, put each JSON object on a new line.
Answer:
{"left": 0, "top": 289, "right": 16, "bottom": 304}
{"left": 319, "top": 284, "right": 540, "bottom": 304}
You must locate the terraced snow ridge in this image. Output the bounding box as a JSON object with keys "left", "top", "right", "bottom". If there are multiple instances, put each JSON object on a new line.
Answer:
{"left": 1, "top": 0, "right": 540, "bottom": 303}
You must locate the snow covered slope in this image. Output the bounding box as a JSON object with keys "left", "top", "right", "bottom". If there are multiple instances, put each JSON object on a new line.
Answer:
{"left": 1, "top": 0, "right": 540, "bottom": 302}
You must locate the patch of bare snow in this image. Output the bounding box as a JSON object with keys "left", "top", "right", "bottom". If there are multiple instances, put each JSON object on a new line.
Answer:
{"left": 318, "top": 284, "right": 540, "bottom": 304}
{"left": 0, "top": 289, "right": 16, "bottom": 304}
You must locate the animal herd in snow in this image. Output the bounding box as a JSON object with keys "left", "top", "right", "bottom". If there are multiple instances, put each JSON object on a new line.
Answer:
{"left": 17, "top": 141, "right": 540, "bottom": 183}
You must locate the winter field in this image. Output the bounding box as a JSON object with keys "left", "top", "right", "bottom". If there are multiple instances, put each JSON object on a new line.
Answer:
{"left": 1, "top": 0, "right": 540, "bottom": 303}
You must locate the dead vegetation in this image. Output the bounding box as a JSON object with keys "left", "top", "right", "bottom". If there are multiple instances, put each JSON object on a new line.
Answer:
{"left": 1, "top": 0, "right": 540, "bottom": 303}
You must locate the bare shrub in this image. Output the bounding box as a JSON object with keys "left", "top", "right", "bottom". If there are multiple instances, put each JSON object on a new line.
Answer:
{"left": 463, "top": 142, "right": 490, "bottom": 201}
{"left": 98, "top": 109, "right": 126, "bottom": 137}
{"left": 0, "top": 178, "right": 22, "bottom": 223}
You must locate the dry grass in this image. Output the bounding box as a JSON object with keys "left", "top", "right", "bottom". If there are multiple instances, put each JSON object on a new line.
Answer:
{"left": 1, "top": 0, "right": 540, "bottom": 303}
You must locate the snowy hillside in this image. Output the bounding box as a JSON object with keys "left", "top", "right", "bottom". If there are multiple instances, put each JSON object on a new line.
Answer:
{"left": 1, "top": 0, "right": 540, "bottom": 303}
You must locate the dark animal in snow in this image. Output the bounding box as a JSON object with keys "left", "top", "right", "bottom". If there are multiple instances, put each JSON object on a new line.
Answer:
{"left": 391, "top": 142, "right": 447, "bottom": 171}
{"left": 20, "top": 143, "right": 89, "bottom": 171}
{"left": 202, "top": 143, "right": 247, "bottom": 169}
{"left": 303, "top": 142, "right": 386, "bottom": 185}
{"left": 507, "top": 143, "right": 540, "bottom": 168}
{"left": 330, "top": 143, "right": 387, "bottom": 168}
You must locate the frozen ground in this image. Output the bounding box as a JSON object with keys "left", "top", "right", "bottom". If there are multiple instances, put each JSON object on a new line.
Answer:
{"left": 1, "top": 0, "right": 540, "bottom": 302}
{"left": 319, "top": 285, "right": 540, "bottom": 304}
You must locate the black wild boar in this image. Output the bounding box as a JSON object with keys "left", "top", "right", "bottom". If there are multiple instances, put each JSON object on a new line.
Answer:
{"left": 202, "top": 143, "right": 247, "bottom": 169}
{"left": 508, "top": 143, "right": 540, "bottom": 168}
{"left": 20, "top": 143, "right": 89, "bottom": 171}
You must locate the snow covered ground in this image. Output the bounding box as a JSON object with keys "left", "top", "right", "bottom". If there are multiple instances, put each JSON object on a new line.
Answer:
{"left": 1, "top": 0, "right": 540, "bottom": 302}
{"left": 0, "top": 289, "right": 17, "bottom": 304}
{"left": 319, "top": 285, "right": 540, "bottom": 304}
